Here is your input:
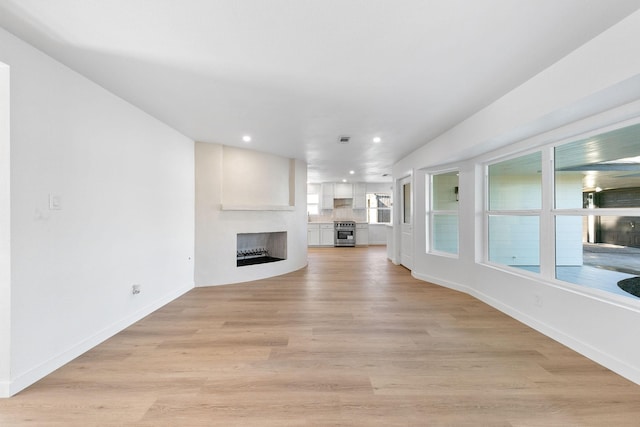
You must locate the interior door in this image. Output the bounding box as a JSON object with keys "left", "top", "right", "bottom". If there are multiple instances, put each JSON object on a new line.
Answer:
{"left": 399, "top": 175, "right": 413, "bottom": 270}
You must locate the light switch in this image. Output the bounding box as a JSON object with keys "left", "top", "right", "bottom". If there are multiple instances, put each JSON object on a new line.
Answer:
{"left": 49, "top": 194, "right": 62, "bottom": 210}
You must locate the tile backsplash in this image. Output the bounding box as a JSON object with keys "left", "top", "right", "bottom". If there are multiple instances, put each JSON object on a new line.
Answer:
{"left": 310, "top": 207, "right": 366, "bottom": 223}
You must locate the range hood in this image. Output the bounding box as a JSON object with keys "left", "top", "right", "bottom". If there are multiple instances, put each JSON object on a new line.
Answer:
{"left": 333, "top": 198, "right": 353, "bottom": 208}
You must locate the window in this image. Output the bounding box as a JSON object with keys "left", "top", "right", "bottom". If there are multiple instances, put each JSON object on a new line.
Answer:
{"left": 487, "top": 152, "right": 542, "bottom": 272}
{"left": 307, "top": 183, "right": 320, "bottom": 216}
{"left": 307, "top": 193, "right": 319, "bottom": 215}
{"left": 484, "top": 121, "right": 640, "bottom": 300}
{"left": 428, "top": 171, "right": 459, "bottom": 255}
{"left": 554, "top": 123, "right": 640, "bottom": 296}
{"left": 366, "top": 193, "right": 391, "bottom": 224}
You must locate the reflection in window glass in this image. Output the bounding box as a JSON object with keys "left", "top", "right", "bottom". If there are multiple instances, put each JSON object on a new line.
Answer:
{"left": 488, "top": 215, "right": 539, "bottom": 272}
{"left": 433, "top": 214, "right": 458, "bottom": 254}
{"left": 432, "top": 172, "right": 459, "bottom": 210}
{"left": 489, "top": 152, "right": 542, "bottom": 211}
{"left": 430, "top": 171, "right": 459, "bottom": 255}
{"left": 403, "top": 183, "right": 411, "bottom": 224}
{"left": 487, "top": 152, "right": 541, "bottom": 271}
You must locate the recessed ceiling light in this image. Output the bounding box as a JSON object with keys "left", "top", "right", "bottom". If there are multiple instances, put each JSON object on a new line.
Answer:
{"left": 342, "top": 179, "right": 347, "bottom": 183}
{"left": 373, "top": 136, "right": 381, "bottom": 143}
{"left": 349, "top": 170, "right": 355, "bottom": 175}
{"left": 242, "top": 135, "right": 251, "bottom": 142}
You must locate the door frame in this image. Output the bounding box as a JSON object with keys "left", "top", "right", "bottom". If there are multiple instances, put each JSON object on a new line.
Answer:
{"left": 396, "top": 174, "right": 413, "bottom": 270}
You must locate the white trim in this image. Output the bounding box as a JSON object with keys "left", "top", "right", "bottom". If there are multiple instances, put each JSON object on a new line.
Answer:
{"left": 411, "top": 270, "right": 471, "bottom": 294}
{"left": 414, "top": 270, "right": 640, "bottom": 386}
{"left": 0, "top": 381, "right": 8, "bottom": 398}
{"left": 0, "top": 63, "right": 9, "bottom": 399}
{"left": 4, "top": 284, "right": 192, "bottom": 397}
{"left": 473, "top": 286, "right": 640, "bottom": 386}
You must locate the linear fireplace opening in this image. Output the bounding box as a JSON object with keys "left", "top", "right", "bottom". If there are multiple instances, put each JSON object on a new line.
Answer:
{"left": 237, "top": 231, "right": 287, "bottom": 267}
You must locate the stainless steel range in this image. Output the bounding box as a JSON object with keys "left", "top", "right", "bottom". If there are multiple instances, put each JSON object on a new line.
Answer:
{"left": 334, "top": 221, "right": 356, "bottom": 247}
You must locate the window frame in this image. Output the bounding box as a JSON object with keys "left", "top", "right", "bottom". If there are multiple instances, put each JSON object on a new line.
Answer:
{"left": 483, "top": 149, "right": 544, "bottom": 274}
{"left": 551, "top": 123, "right": 640, "bottom": 291}
{"left": 306, "top": 193, "right": 319, "bottom": 216}
{"left": 481, "top": 117, "right": 640, "bottom": 303}
{"left": 427, "top": 169, "right": 460, "bottom": 257}
{"left": 366, "top": 192, "right": 392, "bottom": 224}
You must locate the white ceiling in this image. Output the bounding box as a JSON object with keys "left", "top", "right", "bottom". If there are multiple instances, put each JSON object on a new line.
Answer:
{"left": 1, "top": 0, "right": 640, "bottom": 183}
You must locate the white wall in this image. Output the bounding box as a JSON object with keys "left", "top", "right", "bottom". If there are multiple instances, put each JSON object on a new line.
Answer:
{"left": 0, "top": 27, "right": 195, "bottom": 396}
{"left": 394, "top": 10, "right": 640, "bottom": 384}
{"left": 0, "top": 62, "right": 10, "bottom": 396}
{"left": 222, "top": 146, "right": 293, "bottom": 207}
{"left": 195, "top": 142, "right": 308, "bottom": 286}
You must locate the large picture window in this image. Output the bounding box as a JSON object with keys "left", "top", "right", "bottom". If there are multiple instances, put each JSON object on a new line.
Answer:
{"left": 484, "top": 122, "right": 640, "bottom": 300}
{"left": 428, "top": 171, "right": 459, "bottom": 255}
{"left": 554, "top": 123, "right": 640, "bottom": 297}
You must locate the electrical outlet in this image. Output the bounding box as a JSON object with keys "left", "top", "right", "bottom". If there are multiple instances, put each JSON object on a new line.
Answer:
{"left": 132, "top": 284, "right": 141, "bottom": 295}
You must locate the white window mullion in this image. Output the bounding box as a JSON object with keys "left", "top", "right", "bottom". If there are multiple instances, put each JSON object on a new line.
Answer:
{"left": 540, "top": 148, "right": 555, "bottom": 280}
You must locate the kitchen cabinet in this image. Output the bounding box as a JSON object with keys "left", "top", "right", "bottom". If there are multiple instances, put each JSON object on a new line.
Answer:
{"left": 356, "top": 223, "right": 369, "bottom": 246}
{"left": 307, "top": 224, "right": 320, "bottom": 246}
{"left": 353, "top": 183, "right": 366, "bottom": 209}
{"left": 334, "top": 183, "right": 353, "bottom": 198}
{"left": 320, "top": 223, "right": 335, "bottom": 246}
{"left": 320, "top": 183, "right": 334, "bottom": 210}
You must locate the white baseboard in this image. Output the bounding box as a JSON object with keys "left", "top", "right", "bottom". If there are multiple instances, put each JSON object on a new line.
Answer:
{"left": 471, "top": 288, "right": 640, "bottom": 386}
{"left": 411, "top": 271, "right": 640, "bottom": 386}
{"left": 4, "top": 284, "right": 193, "bottom": 398}
{"left": 411, "top": 270, "right": 471, "bottom": 294}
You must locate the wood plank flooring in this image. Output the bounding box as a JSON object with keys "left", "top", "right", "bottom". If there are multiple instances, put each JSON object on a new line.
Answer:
{"left": 2, "top": 246, "right": 640, "bottom": 426}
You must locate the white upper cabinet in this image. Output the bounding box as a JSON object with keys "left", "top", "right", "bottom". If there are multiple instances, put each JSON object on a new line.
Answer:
{"left": 315, "top": 182, "right": 369, "bottom": 210}
{"left": 320, "top": 183, "right": 334, "bottom": 210}
{"left": 353, "top": 183, "right": 366, "bottom": 209}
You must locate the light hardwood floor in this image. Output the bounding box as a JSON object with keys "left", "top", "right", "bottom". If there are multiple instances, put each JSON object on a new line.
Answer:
{"left": 2, "top": 246, "right": 640, "bottom": 426}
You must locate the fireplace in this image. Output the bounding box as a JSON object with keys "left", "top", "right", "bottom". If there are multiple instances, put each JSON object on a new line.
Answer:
{"left": 237, "top": 231, "right": 287, "bottom": 267}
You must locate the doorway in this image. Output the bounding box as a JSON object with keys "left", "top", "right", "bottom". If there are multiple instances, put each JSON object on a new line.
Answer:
{"left": 398, "top": 175, "right": 413, "bottom": 270}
